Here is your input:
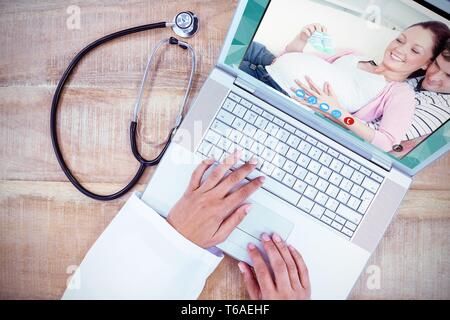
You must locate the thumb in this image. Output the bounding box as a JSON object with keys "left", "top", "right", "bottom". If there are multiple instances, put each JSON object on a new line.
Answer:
{"left": 213, "top": 204, "right": 252, "bottom": 244}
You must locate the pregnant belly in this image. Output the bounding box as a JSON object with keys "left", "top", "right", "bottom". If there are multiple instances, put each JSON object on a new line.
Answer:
{"left": 266, "top": 52, "right": 357, "bottom": 111}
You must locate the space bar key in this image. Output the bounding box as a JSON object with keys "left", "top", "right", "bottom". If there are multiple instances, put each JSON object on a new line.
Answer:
{"left": 261, "top": 175, "right": 301, "bottom": 205}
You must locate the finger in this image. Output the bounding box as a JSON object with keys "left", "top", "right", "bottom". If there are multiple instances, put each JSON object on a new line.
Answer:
{"left": 187, "top": 157, "right": 215, "bottom": 191}
{"left": 272, "top": 234, "right": 301, "bottom": 290}
{"left": 325, "top": 82, "right": 337, "bottom": 98}
{"left": 213, "top": 204, "right": 252, "bottom": 244}
{"left": 199, "top": 149, "right": 242, "bottom": 192}
{"left": 294, "top": 79, "right": 316, "bottom": 97}
{"left": 225, "top": 176, "right": 265, "bottom": 208}
{"left": 304, "top": 76, "right": 322, "bottom": 96}
{"left": 323, "top": 82, "right": 331, "bottom": 96}
{"left": 261, "top": 233, "right": 291, "bottom": 289}
{"left": 248, "top": 243, "right": 276, "bottom": 295}
{"left": 216, "top": 157, "right": 258, "bottom": 196}
{"left": 289, "top": 245, "right": 311, "bottom": 290}
{"left": 238, "top": 262, "right": 261, "bottom": 300}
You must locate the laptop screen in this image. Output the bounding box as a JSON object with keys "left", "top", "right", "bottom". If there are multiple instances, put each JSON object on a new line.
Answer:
{"left": 223, "top": 0, "right": 450, "bottom": 171}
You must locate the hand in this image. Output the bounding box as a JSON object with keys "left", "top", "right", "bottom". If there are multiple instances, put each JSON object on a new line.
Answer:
{"left": 167, "top": 150, "right": 265, "bottom": 248}
{"left": 298, "top": 23, "right": 328, "bottom": 42}
{"left": 238, "top": 233, "right": 311, "bottom": 300}
{"left": 290, "top": 76, "right": 351, "bottom": 127}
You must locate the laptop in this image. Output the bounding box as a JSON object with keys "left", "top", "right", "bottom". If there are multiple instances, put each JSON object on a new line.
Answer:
{"left": 141, "top": 0, "right": 450, "bottom": 299}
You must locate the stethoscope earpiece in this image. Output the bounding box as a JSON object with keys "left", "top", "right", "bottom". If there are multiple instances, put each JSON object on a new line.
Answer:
{"left": 172, "top": 11, "right": 199, "bottom": 38}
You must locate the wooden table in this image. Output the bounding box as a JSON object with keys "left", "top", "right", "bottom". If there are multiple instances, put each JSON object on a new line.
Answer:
{"left": 0, "top": 0, "right": 449, "bottom": 299}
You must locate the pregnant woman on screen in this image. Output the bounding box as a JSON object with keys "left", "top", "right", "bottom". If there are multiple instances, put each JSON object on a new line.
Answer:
{"left": 241, "top": 22, "right": 448, "bottom": 151}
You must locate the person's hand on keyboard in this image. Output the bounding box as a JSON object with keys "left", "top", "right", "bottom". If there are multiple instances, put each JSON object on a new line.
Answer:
{"left": 238, "top": 234, "right": 311, "bottom": 300}
{"left": 167, "top": 150, "right": 265, "bottom": 248}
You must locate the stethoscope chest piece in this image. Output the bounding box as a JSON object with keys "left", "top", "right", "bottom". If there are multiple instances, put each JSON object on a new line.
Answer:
{"left": 172, "top": 11, "right": 199, "bottom": 38}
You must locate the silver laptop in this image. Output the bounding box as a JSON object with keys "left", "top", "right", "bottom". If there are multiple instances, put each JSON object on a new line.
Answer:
{"left": 141, "top": 0, "right": 450, "bottom": 299}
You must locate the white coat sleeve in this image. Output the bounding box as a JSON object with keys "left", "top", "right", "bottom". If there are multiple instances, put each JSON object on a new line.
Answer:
{"left": 62, "top": 192, "right": 223, "bottom": 299}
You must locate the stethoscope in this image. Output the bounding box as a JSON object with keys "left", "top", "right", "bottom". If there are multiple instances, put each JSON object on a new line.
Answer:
{"left": 50, "top": 12, "right": 199, "bottom": 201}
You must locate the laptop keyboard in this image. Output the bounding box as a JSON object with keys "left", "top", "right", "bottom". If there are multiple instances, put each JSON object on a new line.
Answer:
{"left": 196, "top": 92, "right": 385, "bottom": 240}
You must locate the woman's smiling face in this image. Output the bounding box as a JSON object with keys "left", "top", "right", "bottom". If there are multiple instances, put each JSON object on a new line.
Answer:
{"left": 383, "top": 26, "right": 435, "bottom": 74}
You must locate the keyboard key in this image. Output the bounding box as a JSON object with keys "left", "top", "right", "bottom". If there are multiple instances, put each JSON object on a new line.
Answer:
{"left": 240, "top": 135, "right": 254, "bottom": 149}
{"left": 293, "top": 180, "right": 308, "bottom": 194}
{"left": 228, "top": 93, "right": 241, "bottom": 103}
{"left": 342, "top": 227, "right": 354, "bottom": 237}
{"left": 295, "top": 129, "right": 307, "bottom": 139}
{"left": 286, "top": 148, "right": 300, "bottom": 162}
{"left": 262, "top": 111, "right": 274, "bottom": 121}
{"left": 360, "top": 166, "right": 372, "bottom": 176}
{"left": 315, "top": 192, "right": 329, "bottom": 206}
{"left": 228, "top": 129, "right": 243, "bottom": 143}
{"left": 371, "top": 172, "right": 384, "bottom": 183}
{"left": 261, "top": 161, "right": 275, "bottom": 175}
{"left": 330, "top": 159, "right": 344, "bottom": 172}
{"left": 338, "top": 154, "right": 350, "bottom": 164}
{"left": 264, "top": 175, "right": 302, "bottom": 205}
{"left": 232, "top": 118, "right": 246, "bottom": 131}
{"left": 294, "top": 166, "right": 308, "bottom": 180}
{"left": 307, "top": 160, "right": 321, "bottom": 174}
{"left": 254, "top": 129, "right": 268, "bottom": 143}
{"left": 223, "top": 98, "right": 237, "bottom": 111}
{"left": 272, "top": 154, "right": 287, "bottom": 168}
{"left": 198, "top": 140, "right": 212, "bottom": 155}
{"left": 264, "top": 136, "right": 279, "bottom": 149}
{"left": 347, "top": 196, "right": 362, "bottom": 210}
{"left": 298, "top": 196, "right": 314, "bottom": 213}
{"left": 349, "top": 160, "right": 361, "bottom": 170}
{"left": 272, "top": 167, "right": 285, "bottom": 181}
{"left": 297, "top": 154, "right": 311, "bottom": 168}
{"left": 328, "top": 148, "right": 339, "bottom": 157}
{"left": 217, "top": 136, "right": 233, "bottom": 151}
{"left": 336, "top": 204, "right": 363, "bottom": 224}
{"left": 350, "top": 171, "right": 365, "bottom": 185}
{"left": 240, "top": 98, "right": 252, "bottom": 108}
{"left": 250, "top": 142, "right": 265, "bottom": 156}
{"left": 284, "top": 123, "right": 296, "bottom": 133}
{"left": 261, "top": 148, "right": 276, "bottom": 162}
{"left": 273, "top": 117, "right": 285, "bottom": 127}
{"left": 251, "top": 104, "right": 263, "bottom": 114}
{"left": 208, "top": 146, "right": 223, "bottom": 160}
{"left": 318, "top": 153, "right": 333, "bottom": 166}
{"left": 315, "top": 178, "right": 329, "bottom": 192}
{"left": 318, "top": 166, "right": 332, "bottom": 180}
{"left": 325, "top": 198, "right": 339, "bottom": 211}
{"left": 243, "top": 123, "right": 257, "bottom": 137}
{"left": 331, "top": 221, "right": 343, "bottom": 231}
{"left": 264, "top": 123, "right": 279, "bottom": 136}
{"left": 241, "top": 149, "right": 253, "bottom": 162}
{"left": 345, "top": 221, "right": 357, "bottom": 231}
{"left": 361, "top": 177, "right": 380, "bottom": 193}
{"left": 321, "top": 215, "right": 333, "bottom": 225}
{"left": 337, "top": 190, "right": 350, "bottom": 204}
{"left": 232, "top": 104, "right": 247, "bottom": 118}
{"left": 326, "top": 184, "right": 340, "bottom": 198}
{"left": 287, "top": 135, "right": 301, "bottom": 148}
{"left": 304, "top": 186, "right": 318, "bottom": 199}
{"left": 324, "top": 209, "right": 336, "bottom": 220}
{"left": 211, "top": 120, "right": 231, "bottom": 136}
{"left": 254, "top": 116, "right": 268, "bottom": 129}
{"left": 298, "top": 140, "right": 312, "bottom": 154}
{"left": 204, "top": 130, "right": 221, "bottom": 144}
{"left": 275, "top": 141, "right": 289, "bottom": 156}
{"left": 305, "top": 172, "right": 318, "bottom": 186}
{"left": 282, "top": 173, "right": 296, "bottom": 188}
{"left": 340, "top": 178, "right": 353, "bottom": 192}
{"left": 217, "top": 109, "right": 235, "bottom": 125}
{"left": 340, "top": 165, "right": 354, "bottom": 179}
{"left": 350, "top": 184, "right": 364, "bottom": 198}
{"left": 306, "top": 136, "right": 318, "bottom": 145}
{"left": 275, "top": 128, "right": 290, "bottom": 142}
{"left": 334, "top": 215, "right": 346, "bottom": 225}
{"left": 310, "top": 204, "right": 325, "bottom": 219}
{"left": 243, "top": 110, "right": 258, "bottom": 124}
{"left": 317, "top": 142, "right": 328, "bottom": 152}
{"left": 329, "top": 172, "right": 343, "bottom": 186}
{"left": 283, "top": 160, "right": 297, "bottom": 174}
{"left": 308, "top": 146, "right": 322, "bottom": 160}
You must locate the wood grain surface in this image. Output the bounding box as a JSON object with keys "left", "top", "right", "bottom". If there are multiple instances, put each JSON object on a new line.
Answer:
{"left": 0, "top": 0, "right": 449, "bottom": 299}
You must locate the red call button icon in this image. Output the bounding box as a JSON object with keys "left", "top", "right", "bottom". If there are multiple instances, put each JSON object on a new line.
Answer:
{"left": 343, "top": 117, "right": 355, "bottom": 126}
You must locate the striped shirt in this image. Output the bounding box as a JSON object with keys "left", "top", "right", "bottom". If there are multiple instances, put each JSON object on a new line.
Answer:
{"left": 368, "top": 77, "right": 450, "bottom": 140}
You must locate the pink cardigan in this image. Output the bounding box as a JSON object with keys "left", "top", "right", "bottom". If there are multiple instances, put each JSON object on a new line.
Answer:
{"left": 322, "top": 51, "right": 415, "bottom": 152}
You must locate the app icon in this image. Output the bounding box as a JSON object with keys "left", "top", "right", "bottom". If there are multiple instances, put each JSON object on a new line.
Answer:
{"left": 319, "top": 103, "right": 330, "bottom": 112}
{"left": 331, "top": 110, "right": 342, "bottom": 118}
{"left": 307, "top": 96, "right": 317, "bottom": 104}
{"left": 343, "top": 117, "right": 355, "bottom": 125}
{"left": 295, "top": 89, "right": 305, "bottom": 98}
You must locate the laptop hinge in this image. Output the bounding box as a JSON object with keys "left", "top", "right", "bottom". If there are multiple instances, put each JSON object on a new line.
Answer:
{"left": 371, "top": 154, "right": 392, "bottom": 171}
{"left": 234, "top": 77, "right": 256, "bottom": 95}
